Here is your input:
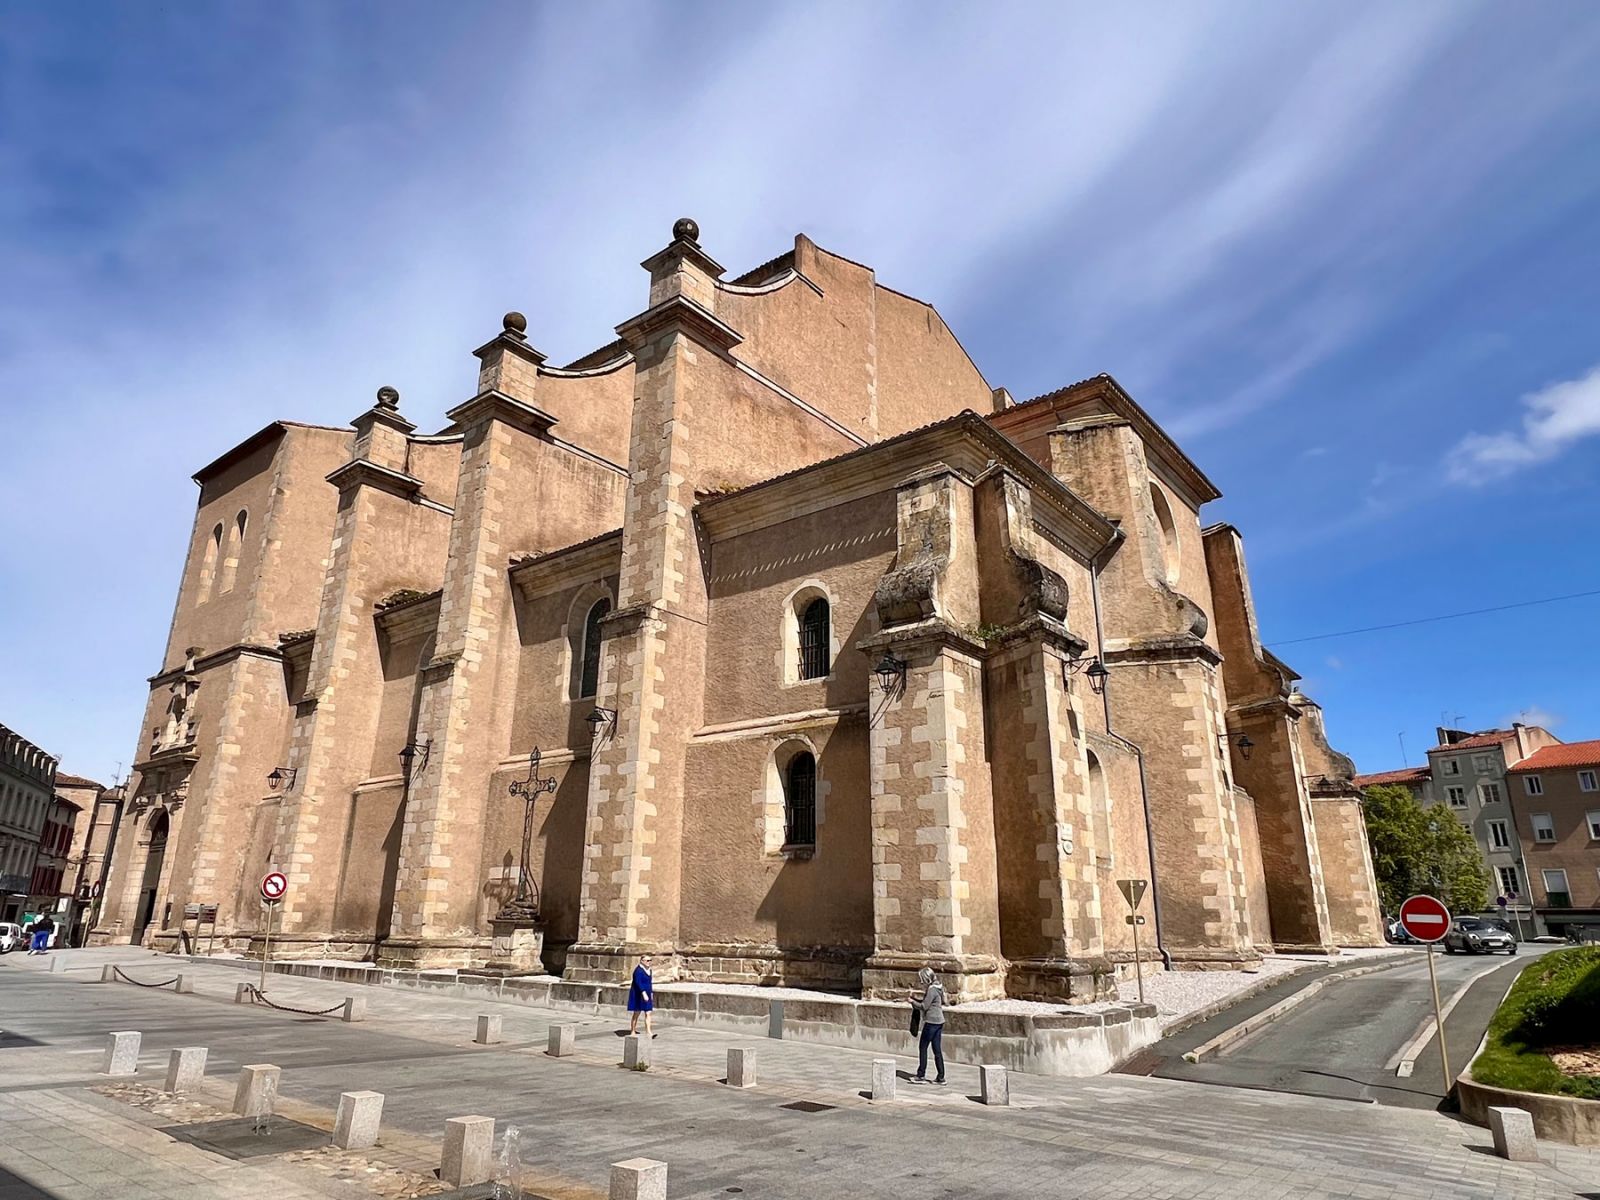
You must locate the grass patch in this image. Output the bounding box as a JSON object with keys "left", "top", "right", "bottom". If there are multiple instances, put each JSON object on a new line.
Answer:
{"left": 1472, "top": 946, "right": 1600, "bottom": 1100}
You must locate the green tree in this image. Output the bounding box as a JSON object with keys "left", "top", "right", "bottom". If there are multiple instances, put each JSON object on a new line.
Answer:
{"left": 1362, "top": 783, "right": 1491, "bottom": 916}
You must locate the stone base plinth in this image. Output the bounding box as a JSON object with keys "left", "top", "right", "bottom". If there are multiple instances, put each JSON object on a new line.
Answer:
{"left": 565, "top": 944, "right": 680, "bottom": 985}
{"left": 462, "top": 921, "right": 545, "bottom": 976}
{"left": 374, "top": 935, "right": 494, "bottom": 971}
{"left": 860, "top": 952, "right": 1005, "bottom": 1003}
{"left": 1006, "top": 956, "right": 1116, "bottom": 1002}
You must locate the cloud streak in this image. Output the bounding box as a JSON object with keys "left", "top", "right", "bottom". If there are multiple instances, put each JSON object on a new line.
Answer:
{"left": 1448, "top": 364, "right": 1600, "bottom": 484}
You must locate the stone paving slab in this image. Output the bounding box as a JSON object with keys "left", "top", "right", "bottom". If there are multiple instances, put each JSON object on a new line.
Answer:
{"left": 4, "top": 949, "right": 1600, "bottom": 1199}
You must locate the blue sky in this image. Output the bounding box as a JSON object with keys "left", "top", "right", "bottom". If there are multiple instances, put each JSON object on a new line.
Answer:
{"left": 3, "top": 2, "right": 1599, "bottom": 784}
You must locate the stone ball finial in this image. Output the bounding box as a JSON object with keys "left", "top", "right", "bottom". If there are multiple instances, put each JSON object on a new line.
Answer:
{"left": 673, "top": 217, "right": 699, "bottom": 244}
{"left": 375, "top": 385, "right": 400, "bottom": 409}
{"left": 503, "top": 311, "right": 527, "bottom": 335}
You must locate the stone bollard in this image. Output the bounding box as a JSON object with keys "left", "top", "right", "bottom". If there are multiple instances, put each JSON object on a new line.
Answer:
{"left": 175, "top": 975, "right": 194, "bottom": 994}
{"left": 547, "top": 1023, "right": 575, "bottom": 1057}
{"left": 100, "top": 964, "right": 116, "bottom": 983}
{"left": 234, "top": 982, "right": 251, "bottom": 1004}
{"left": 623, "top": 1033, "right": 650, "bottom": 1070}
{"left": 233, "top": 1064, "right": 282, "bottom": 1117}
{"left": 979, "top": 1064, "right": 1009, "bottom": 1106}
{"left": 726, "top": 1047, "right": 756, "bottom": 1088}
{"left": 1488, "top": 1106, "right": 1539, "bottom": 1162}
{"left": 164, "top": 1047, "right": 207, "bottom": 1093}
{"left": 334, "top": 1091, "right": 385, "bottom": 1150}
{"left": 870, "top": 1058, "right": 896, "bottom": 1101}
{"left": 474, "top": 1014, "right": 501, "bottom": 1045}
{"left": 341, "top": 996, "right": 366, "bottom": 1023}
{"left": 610, "top": 1157, "right": 668, "bottom": 1200}
{"left": 768, "top": 999, "right": 784, "bottom": 1039}
{"left": 441, "top": 1115, "right": 495, "bottom": 1188}
{"left": 101, "top": 1031, "right": 140, "bottom": 1076}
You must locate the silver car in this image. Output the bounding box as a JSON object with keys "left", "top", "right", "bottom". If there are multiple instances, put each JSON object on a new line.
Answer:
{"left": 0, "top": 922, "right": 20, "bottom": 954}
{"left": 1444, "top": 917, "right": 1516, "bottom": 955}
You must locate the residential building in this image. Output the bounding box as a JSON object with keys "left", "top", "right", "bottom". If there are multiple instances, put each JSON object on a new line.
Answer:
{"left": 55, "top": 772, "right": 116, "bottom": 946}
{"left": 94, "top": 220, "right": 1383, "bottom": 998}
{"left": 1506, "top": 738, "right": 1600, "bottom": 938}
{"left": 1, "top": 724, "right": 57, "bottom": 925}
{"left": 27, "top": 794, "right": 80, "bottom": 936}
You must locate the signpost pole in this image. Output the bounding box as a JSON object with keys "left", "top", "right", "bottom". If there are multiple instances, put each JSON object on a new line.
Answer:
{"left": 1130, "top": 908, "right": 1144, "bottom": 1004}
{"left": 260, "top": 900, "right": 273, "bottom": 994}
{"left": 1426, "top": 940, "right": 1451, "bottom": 1094}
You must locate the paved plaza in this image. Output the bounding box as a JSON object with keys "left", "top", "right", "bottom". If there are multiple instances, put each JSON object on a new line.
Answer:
{"left": 3, "top": 947, "right": 1599, "bottom": 1199}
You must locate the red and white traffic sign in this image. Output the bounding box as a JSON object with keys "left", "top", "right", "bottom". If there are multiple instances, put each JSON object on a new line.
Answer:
{"left": 260, "top": 871, "right": 288, "bottom": 902}
{"left": 1398, "top": 893, "right": 1451, "bottom": 942}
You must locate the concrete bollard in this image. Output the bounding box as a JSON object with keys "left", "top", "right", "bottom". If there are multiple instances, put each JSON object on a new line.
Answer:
{"left": 233, "top": 1064, "right": 282, "bottom": 1117}
{"left": 726, "top": 1047, "right": 756, "bottom": 1088}
{"left": 175, "top": 974, "right": 194, "bottom": 994}
{"left": 100, "top": 964, "right": 116, "bottom": 983}
{"left": 610, "top": 1157, "right": 668, "bottom": 1200}
{"left": 334, "top": 1090, "right": 384, "bottom": 1150}
{"left": 767, "top": 999, "right": 784, "bottom": 1039}
{"left": 979, "top": 1064, "right": 1009, "bottom": 1106}
{"left": 474, "top": 1014, "right": 501, "bottom": 1045}
{"left": 870, "top": 1058, "right": 896, "bottom": 1101}
{"left": 101, "top": 1031, "right": 140, "bottom": 1076}
{"left": 623, "top": 1033, "right": 650, "bottom": 1070}
{"left": 547, "top": 1023, "right": 575, "bottom": 1057}
{"left": 1488, "top": 1106, "right": 1539, "bottom": 1162}
{"left": 164, "top": 1047, "right": 207, "bottom": 1093}
{"left": 441, "top": 1115, "right": 495, "bottom": 1188}
{"left": 234, "top": 982, "right": 251, "bottom": 1004}
{"left": 341, "top": 996, "right": 366, "bottom": 1023}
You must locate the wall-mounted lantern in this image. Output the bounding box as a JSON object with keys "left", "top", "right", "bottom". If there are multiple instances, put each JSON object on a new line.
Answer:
{"left": 266, "top": 766, "right": 297, "bottom": 791}
{"left": 585, "top": 707, "right": 617, "bottom": 739}
{"left": 872, "top": 652, "right": 908, "bottom": 696}
{"left": 399, "top": 738, "right": 432, "bottom": 781}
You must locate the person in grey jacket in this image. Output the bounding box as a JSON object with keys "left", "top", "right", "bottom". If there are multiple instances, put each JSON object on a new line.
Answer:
{"left": 910, "top": 967, "right": 946, "bottom": 1084}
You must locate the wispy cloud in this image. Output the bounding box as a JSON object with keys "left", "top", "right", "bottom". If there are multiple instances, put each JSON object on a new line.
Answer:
{"left": 1448, "top": 365, "right": 1600, "bottom": 484}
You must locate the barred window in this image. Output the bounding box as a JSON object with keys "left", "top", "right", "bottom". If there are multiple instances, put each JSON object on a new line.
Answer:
{"left": 784, "top": 752, "right": 816, "bottom": 847}
{"left": 798, "top": 597, "right": 830, "bottom": 680}
{"left": 580, "top": 598, "right": 609, "bottom": 698}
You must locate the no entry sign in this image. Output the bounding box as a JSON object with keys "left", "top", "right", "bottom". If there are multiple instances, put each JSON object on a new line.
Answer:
{"left": 260, "top": 871, "right": 288, "bottom": 902}
{"left": 1398, "top": 893, "right": 1451, "bottom": 942}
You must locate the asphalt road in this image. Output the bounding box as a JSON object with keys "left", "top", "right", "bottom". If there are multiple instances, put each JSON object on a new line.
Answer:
{"left": 1148, "top": 944, "right": 1557, "bottom": 1108}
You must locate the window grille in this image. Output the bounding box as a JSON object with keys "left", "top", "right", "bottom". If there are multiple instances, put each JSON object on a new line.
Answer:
{"left": 798, "top": 598, "right": 830, "bottom": 680}
{"left": 784, "top": 753, "right": 816, "bottom": 847}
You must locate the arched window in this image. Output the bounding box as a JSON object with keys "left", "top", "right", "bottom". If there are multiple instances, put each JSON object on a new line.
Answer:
{"left": 797, "top": 597, "right": 830, "bottom": 680}
{"left": 579, "top": 598, "right": 610, "bottom": 698}
{"left": 219, "top": 509, "right": 247, "bottom": 595}
{"left": 784, "top": 752, "right": 817, "bottom": 847}
{"left": 1149, "top": 483, "right": 1180, "bottom": 585}
{"left": 198, "top": 523, "right": 222, "bottom": 603}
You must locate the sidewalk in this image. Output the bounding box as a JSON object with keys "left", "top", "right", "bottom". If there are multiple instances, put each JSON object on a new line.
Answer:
{"left": 4, "top": 946, "right": 1599, "bottom": 1199}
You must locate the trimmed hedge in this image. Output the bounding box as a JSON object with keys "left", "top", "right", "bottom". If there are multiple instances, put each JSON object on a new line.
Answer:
{"left": 1473, "top": 947, "right": 1600, "bottom": 1100}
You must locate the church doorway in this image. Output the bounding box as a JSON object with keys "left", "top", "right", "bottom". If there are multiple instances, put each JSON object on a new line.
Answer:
{"left": 132, "top": 809, "right": 169, "bottom": 945}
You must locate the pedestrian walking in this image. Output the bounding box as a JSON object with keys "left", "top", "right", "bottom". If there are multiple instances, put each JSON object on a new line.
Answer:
{"left": 29, "top": 914, "right": 54, "bottom": 956}
{"left": 910, "top": 966, "right": 946, "bottom": 1084}
{"left": 628, "top": 952, "right": 656, "bottom": 1038}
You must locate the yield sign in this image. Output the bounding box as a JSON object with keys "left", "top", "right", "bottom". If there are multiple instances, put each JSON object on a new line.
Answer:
{"left": 1116, "top": 878, "right": 1149, "bottom": 909}
{"left": 260, "top": 871, "right": 288, "bottom": 902}
{"left": 1398, "top": 893, "right": 1451, "bottom": 942}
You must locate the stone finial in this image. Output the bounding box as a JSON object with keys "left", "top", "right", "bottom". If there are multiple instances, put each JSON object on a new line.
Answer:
{"left": 375, "top": 385, "right": 400, "bottom": 409}
{"left": 503, "top": 310, "right": 528, "bottom": 336}
{"left": 672, "top": 216, "right": 700, "bottom": 244}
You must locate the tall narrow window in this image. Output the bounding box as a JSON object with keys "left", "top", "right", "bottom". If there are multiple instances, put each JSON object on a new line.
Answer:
{"left": 1149, "top": 483, "right": 1181, "bottom": 585}
{"left": 579, "top": 598, "right": 609, "bottom": 698}
{"left": 199, "top": 523, "right": 222, "bottom": 603}
{"left": 219, "top": 509, "right": 247, "bottom": 594}
{"left": 798, "top": 597, "right": 830, "bottom": 680}
{"left": 784, "top": 752, "right": 816, "bottom": 847}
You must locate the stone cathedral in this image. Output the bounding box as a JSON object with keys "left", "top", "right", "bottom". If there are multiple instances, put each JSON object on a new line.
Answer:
{"left": 93, "top": 220, "right": 1383, "bottom": 1001}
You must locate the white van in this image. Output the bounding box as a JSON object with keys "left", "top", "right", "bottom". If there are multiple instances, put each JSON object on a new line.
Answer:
{"left": 0, "top": 923, "right": 21, "bottom": 954}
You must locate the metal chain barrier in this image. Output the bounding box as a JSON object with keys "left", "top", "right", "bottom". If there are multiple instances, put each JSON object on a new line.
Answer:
{"left": 112, "top": 966, "right": 182, "bottom": 989}
{"left": 242, "top": 984, "right": 348, "bottom": 1017}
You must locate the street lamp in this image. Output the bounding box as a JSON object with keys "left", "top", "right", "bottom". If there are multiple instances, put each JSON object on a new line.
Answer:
{"left": 1084, "top": 659, "right": 1110, "bottom": 695}
{"left": 1218, "top": 733, "right": 1254, "bottom": 761}
{"left": 398, "top": 738, "right": 431, "bottom": 782}
{"left": 872, "top": 652, "right": 907, "bottom": 696}
{"left": 266, "top": 766, "right": 297, "bottom": 791}
{"left": 585, "top": 707, "right": 617, "bottom": 739}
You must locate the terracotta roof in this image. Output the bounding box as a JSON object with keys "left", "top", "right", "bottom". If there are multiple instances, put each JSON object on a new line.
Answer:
{"left": 55, "top": 772, "right": 104, "bottom": 790}
{"left": 1354, "top": 766, "right": 1432, "bottom": 787}
{"left": 1506, "top": 739, "right": 1600, "bottom": 774}
{"left": 1429, "top": 730, "right": 1516, "bottom": 753}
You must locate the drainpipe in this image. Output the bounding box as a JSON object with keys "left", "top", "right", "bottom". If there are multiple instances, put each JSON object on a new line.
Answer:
{"left": 1090, "top": 531, "right": 1171, "bottom": 969}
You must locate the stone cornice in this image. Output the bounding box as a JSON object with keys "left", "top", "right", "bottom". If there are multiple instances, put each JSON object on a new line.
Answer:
{"left": 696, "top": 413, "right": 1117, "bottom": 564}
{"left": 131, "top": 746, "right": 200, "bottom": 775}
{"left": 147, "top": 643, "right": 282, "bottom": 686}
{"left": 856, "top": 617, "right": 989, "bottom": 662}
{"left": 472, "top": 330, "right": 548, "bottom": 368}
{"left": 983, "top": 613, "right": 1091, "bottom": 660}
{"left": 444, "top": 389, "right": 559, "bottom": 434}
{"left": 508, "top": 531, "right": 623, "bottom": 601}
{"left": 1228, "top": 696, "right": 1301, "bottom": 722}
{"left": 615, "top": 294, "right": 743, "bottom": 354}
{"left": 640, "top": 237, "right": 726, "bottom": 281}
{"left": 325, "top": 459, "right": 424, "bottom": 499}
{"left": 351, "top": 405, "right": 417, "bottom": 436}
{"left": 1102, "top": 634, "right": 1223, "bottom": 669}
{"left": 374, "top": 590, "right": 442, "bottom": 641}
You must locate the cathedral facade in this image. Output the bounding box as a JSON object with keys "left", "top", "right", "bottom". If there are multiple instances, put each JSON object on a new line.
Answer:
{"left": 93, "top": 221, "right": 1382, "bottom": 1001}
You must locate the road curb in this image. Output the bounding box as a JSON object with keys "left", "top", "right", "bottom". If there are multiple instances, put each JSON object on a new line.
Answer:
{"left": 1181, "top": 955, "right": 1415, "bottom": 1063}
{"left": 1390, "top": 953, "right": 1515, "bottom": 1076}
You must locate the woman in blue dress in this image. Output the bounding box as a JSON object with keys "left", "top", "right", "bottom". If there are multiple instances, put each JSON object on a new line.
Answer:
{"left": 628, "top": 953, "right": 655, "bottom": 1037}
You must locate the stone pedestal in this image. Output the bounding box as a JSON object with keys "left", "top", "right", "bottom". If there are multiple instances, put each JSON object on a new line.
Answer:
{"left": 164, "top": 1047, "right": 207, "bottom": 1092}
{"left": 101, "top": 1032, "right": 140, "bottom": 1076}
{"left": 547, "top": 1023, "right": 576, "bottom": 1057}
{"left": 726, "top": 1047, "right": 756, "bottom": 1088}
{"left": 623, "top": 1034, "right": 650, "bottom": 1070}
{"left": 335, "top": 1091, "right": 384, "bottom": 1150}
{"left": 1488, "top": 1106, "right": 1538, "bottom": 1162}
{"left": 442, "top": 1115, "right": 494, "bottom": 1188}
{"left": 610, "top": 1158, "right": 668, "bottom": 1200}
{"left": 233, "top": 1064, "right": 281, "bottom": 1116}
{"left": 459, "top": 914, "right": 546, "bottom": 977}
{"left": 979, "top": 1064, "right": 1009, "bottom": 1106}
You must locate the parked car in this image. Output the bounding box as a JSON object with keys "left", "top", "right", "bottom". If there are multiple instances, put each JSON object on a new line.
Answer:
{"left": 0, "top": 922, "right": 20, "bottom": 953}
{"left": 1385, "top": 919, "right": 1419, "bottom": 944}
{"left": 1444, "top": 916, "right": 1517, "bottom": 955}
